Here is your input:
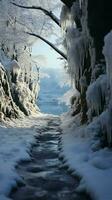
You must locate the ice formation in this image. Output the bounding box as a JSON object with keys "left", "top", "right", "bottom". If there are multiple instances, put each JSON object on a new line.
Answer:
{"left": 60, "top": 5, "right": 73, "bottom": 32}
{"left": 0, "top": 58, "right": 40, "bottom": 121}
{"left": 103, "top": 31, "right": 112, "bottom": 95}
{"left": 60, "top": 0, "right": 112, "bottom": 145}
{"left": 79, "top": 0, "right": 83, "bottom": 8}
{"left": 8, "top": 60, "right": 21, "bottom": 83}
{"left": 71, "top": 1, "right": 81, "bottom": 28}
{"left": 66, "top": 27, "right": 89, "bottom": 85}
{"left": 0, "top": 63, "right": 20, "bottom": 120}
{"left": 86, "top": 75, "right": 107, "bottom": 120}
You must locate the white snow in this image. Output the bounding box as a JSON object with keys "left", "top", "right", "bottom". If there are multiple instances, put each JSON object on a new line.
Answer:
{"left": 61, "top": 113, "right": 112, "bottom": 200}
{"left": 0, "top": 113, "right": 50, "bottom": 200}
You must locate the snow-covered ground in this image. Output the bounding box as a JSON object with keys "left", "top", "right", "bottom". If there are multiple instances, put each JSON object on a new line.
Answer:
{"left": 1, "top": 100, "right": 112, "bottom": 200}
{"left": 0, "top": 113, "right": 52, "bottom": 200}
{"left": 61, "top": 113, "right": 112, "bottom": 200}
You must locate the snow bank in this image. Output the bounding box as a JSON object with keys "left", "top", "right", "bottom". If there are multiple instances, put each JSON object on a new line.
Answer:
{"left": 0, "top": 114, "right": 48, "bottom": 200}
{"left": 61, "top": 113, "right": 112, "bottom": 200}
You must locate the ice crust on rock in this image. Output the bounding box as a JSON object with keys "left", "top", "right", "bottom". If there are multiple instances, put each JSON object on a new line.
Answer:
{"left": 86, "top": 75, "right": 107, "bottom": 120}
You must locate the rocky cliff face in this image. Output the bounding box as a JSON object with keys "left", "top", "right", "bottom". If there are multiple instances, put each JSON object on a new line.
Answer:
{"left": 60, "top": 0, "right": 112, "bottom": 147}
{"left": 88, "top": 0, "right": 112, "bottom": 61}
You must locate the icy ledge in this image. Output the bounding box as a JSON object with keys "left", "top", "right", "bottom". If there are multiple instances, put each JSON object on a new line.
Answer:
{"left": 61, "top": 113, "right": 112, "bottom": 200}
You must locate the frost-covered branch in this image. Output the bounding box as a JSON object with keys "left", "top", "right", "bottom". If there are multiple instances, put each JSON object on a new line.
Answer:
{"left": 26, "top": 32, "right": 67, "bottom": 60}
{"left": 11, "top": 2, "right": 60, "bottom": 27}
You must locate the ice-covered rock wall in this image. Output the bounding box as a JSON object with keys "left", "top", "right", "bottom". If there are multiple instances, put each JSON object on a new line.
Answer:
{"left": 60, "top": 0, "right": 112, "bottom": 147}
{"left": 0, "top": 54, "right": 40, "bottom": 121}
{"left": 0, "top": 63, "right": 21, "bottom": 121}
{"left": 60, "top": 0, "right": 95, "bottom": 123}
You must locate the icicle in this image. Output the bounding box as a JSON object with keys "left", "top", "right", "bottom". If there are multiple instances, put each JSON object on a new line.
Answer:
{"left": 60, "top": 5, "right": 73, "bottom": 33}
{"left": 79, "top": 0, "right": 83, "bottom": 8}
{"left": 71, "top": 1, "right": 81, "bottom": 23}
{"left": 65, "top": 27, "right": 88, "bottom": 84}
{"left": 86, "top": 75, "right": 107, "bottom": 120}
{"left": 103, "top": 31, "right": 112, "bottom": 97}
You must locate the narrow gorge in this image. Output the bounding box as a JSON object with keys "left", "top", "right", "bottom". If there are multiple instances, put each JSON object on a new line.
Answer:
{"left": 0, "top": 1, "right": 112, "bottom": 200}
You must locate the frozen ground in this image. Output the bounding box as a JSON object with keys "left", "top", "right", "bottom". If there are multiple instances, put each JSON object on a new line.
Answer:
{"left": 61, "top": 113, "right": 112, "bottom": 200}
{"left": 10, "top": 117, "right": 89, "bottom": 200}
{"left": 1, "top": 108, "right": 112, "bottom": 200}
{"left": 0, "top": 113, "right": 54, "bottom": 200}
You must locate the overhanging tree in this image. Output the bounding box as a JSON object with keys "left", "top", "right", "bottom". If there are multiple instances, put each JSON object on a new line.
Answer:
{"left": 11, "top": 2, "right": 60, "bottom": 27}
{"left": 11, "top": 1, "right": 67, "bottom": 60}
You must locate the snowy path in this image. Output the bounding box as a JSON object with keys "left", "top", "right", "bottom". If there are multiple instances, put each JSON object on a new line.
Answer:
{"left": 9, "top": 117, "right": 90, "bottom": 200}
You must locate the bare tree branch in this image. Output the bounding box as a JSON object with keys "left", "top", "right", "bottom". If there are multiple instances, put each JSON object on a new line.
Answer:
{"left": 26, "top": 32, "right": 67, "bottom": 60}
{"left": 11, "top": 2, "right": 60, "bottom": 27}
